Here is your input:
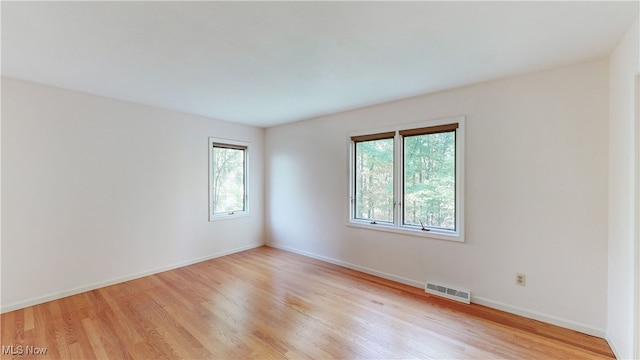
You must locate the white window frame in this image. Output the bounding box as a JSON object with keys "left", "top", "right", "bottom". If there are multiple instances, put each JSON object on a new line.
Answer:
{"left": 348, "top": 115, "right": 465, "bottom": 242}
{"left": 209, "top": 137, "right": 250, "bottom": 221}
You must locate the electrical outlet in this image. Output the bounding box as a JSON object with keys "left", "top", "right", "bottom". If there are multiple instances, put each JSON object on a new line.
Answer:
{"left": 516, "top": 273, "right": 526, "bottom": 286}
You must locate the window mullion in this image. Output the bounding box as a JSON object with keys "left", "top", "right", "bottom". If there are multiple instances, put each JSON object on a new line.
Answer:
{"left": 394, "top": 132, "right": 402, "bottom": 228}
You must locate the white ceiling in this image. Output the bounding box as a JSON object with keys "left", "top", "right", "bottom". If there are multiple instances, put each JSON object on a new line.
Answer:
{"left": 2, "top": 1, "right": 638, "bottom": 127}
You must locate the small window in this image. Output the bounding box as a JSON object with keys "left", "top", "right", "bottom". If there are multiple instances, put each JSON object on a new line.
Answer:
{"left": 209, "top": 138, "right": 249, "bottom": 220}
{"left": 349, "top": 117, "right": 464, "bottom": 241}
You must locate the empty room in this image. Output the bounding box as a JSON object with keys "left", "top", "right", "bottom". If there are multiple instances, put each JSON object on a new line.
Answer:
{"left": 1, "top": 1, "right": 639, "bottom": 359}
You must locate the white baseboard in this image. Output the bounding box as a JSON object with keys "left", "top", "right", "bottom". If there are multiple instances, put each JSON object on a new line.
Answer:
{"left": 267, "top": 242, "right": 424, "bottom": 288}
{"left": 471, "top": 296, "right": 605, "bottom": 338}
{"left": 0, "top": 242, "right": 263, "bottom": 314}
{"left": 267, "top": 242, "right": 606, "bottom": 339}
{"left": 606, "top": 337, "right": 622, "bottom": 360}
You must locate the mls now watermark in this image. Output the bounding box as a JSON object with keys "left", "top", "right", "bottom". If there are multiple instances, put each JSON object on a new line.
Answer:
{"left": 2, "top": 345, "right": 48, "bottom": 355}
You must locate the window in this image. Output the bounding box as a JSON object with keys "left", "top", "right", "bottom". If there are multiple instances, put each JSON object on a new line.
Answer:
{"left": 353, "top": 132, "right": 395, "bottom": 223}
{"left": 209, "top": 138, "right": 249, "bottom": 220}
{"left": 349, "top": 117, "right": 464, "bottom": 241}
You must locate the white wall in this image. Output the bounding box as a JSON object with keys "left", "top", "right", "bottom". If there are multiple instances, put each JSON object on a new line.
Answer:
{"left": 265, "top": 60, "right": 609, "bottom": 336}
{"left": 607, "top": 17, "right": 639, "bottom": 360}
{"left": 1, "top": 78, "right": 264, "bottom": 312}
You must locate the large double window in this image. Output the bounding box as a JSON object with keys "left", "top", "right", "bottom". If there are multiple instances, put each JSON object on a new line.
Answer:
{"left": 209, "top": 138, "right": 249, "bottom": 221}
{"left": 349, "top": 117, "right": 464, "bottom": 241}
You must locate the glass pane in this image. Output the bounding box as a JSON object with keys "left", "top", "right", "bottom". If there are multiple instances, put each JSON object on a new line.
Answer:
{"left": 403, "top": 132, "right": 455, "bottom": 230}
{"left": 354, "top": 138, "right": 394, "bottom": 222}
{"left": 213, "top": 147, "right": 245, "bottom": 214}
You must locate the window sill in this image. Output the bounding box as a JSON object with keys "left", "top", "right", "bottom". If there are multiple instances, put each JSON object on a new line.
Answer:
{"left": 210, "top": 212, "right": 250, "bottom": 222}
{"left": 346, "top": 221, "right": 464, "bottom": 243}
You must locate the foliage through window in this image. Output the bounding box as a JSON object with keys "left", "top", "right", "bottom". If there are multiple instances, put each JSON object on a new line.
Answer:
{"left": 349, "top": 118, "right": 464, "bottom": 240}
{"left": 209, "top": 139, "right": 248, "bottom": 220}
{"left": 354, "top": 136, "right": 394, "bottom": 223}
{"left": 403, "top": 130, "right": 455, "bottom": 230}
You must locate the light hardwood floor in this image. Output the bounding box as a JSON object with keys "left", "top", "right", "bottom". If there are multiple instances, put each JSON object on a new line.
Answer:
{"left": 1, "top": 246, "right": 614, "bottom": 359}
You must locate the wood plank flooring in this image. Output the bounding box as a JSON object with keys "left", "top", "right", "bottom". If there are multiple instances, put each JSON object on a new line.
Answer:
{"left": 1, "top": 246, "right": 614, "bottom": 359}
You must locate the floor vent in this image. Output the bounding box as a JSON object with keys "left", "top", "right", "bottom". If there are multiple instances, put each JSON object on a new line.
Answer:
{"left": 425, "top": 281, "right": 471, "bottom": 304}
